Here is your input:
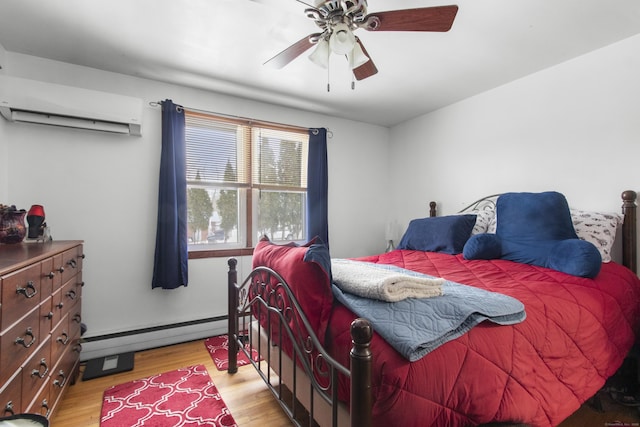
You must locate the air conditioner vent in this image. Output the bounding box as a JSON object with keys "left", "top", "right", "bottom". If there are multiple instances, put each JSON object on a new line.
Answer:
{"left": 0, "top": 76, "right": 143, "bottom": 136}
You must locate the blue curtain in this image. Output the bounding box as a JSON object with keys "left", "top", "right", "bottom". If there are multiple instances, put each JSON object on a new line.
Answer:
{"left": 307, "top": 128, "right": 329, "bottom": 246}
{"left": 152, "top": 99, "right": 188, "bottom": 289}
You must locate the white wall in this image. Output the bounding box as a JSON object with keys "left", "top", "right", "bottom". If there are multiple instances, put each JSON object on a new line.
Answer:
{"left": 0, "top": 41, "right": 7, "bottom": 202}
{"left": 388, "top": 34, "right": 640, "bottom": 240}
{"left": 0, "top": 112, "right": 7, "bottom": 202}
{"left": 1, "top": 52, "right": 390, "bottom": 358}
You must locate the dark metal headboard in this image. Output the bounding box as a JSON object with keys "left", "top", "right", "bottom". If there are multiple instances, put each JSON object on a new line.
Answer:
{"left": 459, "top": 194, "right": 501, "bottom": 214}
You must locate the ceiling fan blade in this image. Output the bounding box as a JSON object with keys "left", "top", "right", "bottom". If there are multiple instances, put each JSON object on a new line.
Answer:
{"left": 264, "top": 34, "right": 317, "bottom": 69}
{"left": 353, "top": 39, "right": 378, "bottom": 81}
{"left": 364, "top": 5, "right": 458, "bottom": 32}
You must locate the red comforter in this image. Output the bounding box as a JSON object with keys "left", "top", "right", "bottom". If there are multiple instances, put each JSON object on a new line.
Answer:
{"left": 326, "top": 250, "right": 640, "bottom": 426}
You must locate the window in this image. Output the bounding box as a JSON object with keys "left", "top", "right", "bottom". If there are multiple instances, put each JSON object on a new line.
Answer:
{"left": 185, "top": 111, "right": 309, "bottom": 255}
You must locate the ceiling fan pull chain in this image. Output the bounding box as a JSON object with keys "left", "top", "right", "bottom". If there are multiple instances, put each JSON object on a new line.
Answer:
{"left": 327, "top": 62, "right": 331, "bottom": 92}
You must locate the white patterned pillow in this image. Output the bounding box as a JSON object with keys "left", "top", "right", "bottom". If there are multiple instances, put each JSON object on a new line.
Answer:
{"left": 570, "top": 209, "right": 623, "bottom": 263}
{"left": 470, "top": 208, "right": 495, "bottom": 235}
{"left": 487, "top": 209, "right": 497, "bottom": 234}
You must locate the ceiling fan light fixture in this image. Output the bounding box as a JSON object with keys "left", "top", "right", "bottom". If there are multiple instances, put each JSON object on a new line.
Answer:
{"left": 264, "top": 2, "right": 458, "bottom": 85}
{"left": 309, "top": 39, "right": 330, "bottom": 68}
{"left": 329, "top": 23, "right": 356, "bottom": 55}
{"left": 348, "top": 41, "right": 369, "bottom": 69}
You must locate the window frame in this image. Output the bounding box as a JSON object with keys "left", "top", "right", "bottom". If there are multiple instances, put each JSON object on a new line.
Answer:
{"left": 184, "top": 111, "right": 309, "bottom": 259}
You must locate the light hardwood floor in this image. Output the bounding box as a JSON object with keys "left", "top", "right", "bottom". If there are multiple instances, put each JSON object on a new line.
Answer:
{"left": 51, "top": 339, "right": 640, "bottom": 427}
{"left": 51, "top": 339, "right": 291, "bottom": 427}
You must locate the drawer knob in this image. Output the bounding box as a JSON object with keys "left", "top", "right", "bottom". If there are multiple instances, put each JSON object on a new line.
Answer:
{"left": 3, "top": 401, "right": 15, "bottom": 416}
{"left": 57, "top": 266, "right": 64, "bottom": 273}
{"left": 66, "top": 289, "right": 77, "bottom": 300}
{"left": 53, "top": 370, "right": 67, "bottom": 388}
{"left": 15, "top": 327, "right": 36, "bottom": 348}
{"left": 40, "top": 399, "right": 50, "bottom": 418}
{"left": 67, "top": 259, "right": 77, "bottom": 268}
{"left": 16, "top": 280, "right": 38, "bottom": 298}
{"left": 72, "top": 313, "right": 82, "bottom": 323}
{"left": 45, "top": 311, "right": 53, "bottom": 320}
{"left": 31, "top": 358, "right": 49, "bottom": 378}
{"left": 57, "top": 332, "right": 69, "bottom": 345}
{"left": 47, "top": 271, "right": 55, "bottom": 279}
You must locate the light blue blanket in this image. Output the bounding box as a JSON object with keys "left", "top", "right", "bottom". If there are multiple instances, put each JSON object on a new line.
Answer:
{"left": 332, "top": 261, "right": 526, "bottom": 361}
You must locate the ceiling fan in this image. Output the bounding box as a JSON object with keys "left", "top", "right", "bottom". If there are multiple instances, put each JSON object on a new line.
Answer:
{"left": 263, "top": 0, "right": 459, "bottom": 89}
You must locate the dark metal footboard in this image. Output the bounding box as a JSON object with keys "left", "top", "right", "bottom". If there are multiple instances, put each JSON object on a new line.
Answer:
{"left": 227, "top": 258, "right": 373, "bottom": 427}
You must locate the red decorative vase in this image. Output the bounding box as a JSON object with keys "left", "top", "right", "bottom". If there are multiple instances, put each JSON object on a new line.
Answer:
{"left": 0, "top": 208, "right": 27, "bottom": 244}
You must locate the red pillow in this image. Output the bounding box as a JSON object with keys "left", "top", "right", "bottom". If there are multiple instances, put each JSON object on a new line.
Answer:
{"left": 252, "top": 237, "right": 333, "bottom": 344}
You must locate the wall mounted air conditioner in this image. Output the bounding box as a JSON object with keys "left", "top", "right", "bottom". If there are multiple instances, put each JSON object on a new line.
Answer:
{"left": 0, "top": 43, "right": 5, "bottom": 70}
{"left": 0, "top": 75, "right": 142, "bottom": 136}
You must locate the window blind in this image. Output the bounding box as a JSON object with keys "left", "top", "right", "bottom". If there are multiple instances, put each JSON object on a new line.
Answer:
{"left": 185, "top": 111, "right": 308, "bottom": 190}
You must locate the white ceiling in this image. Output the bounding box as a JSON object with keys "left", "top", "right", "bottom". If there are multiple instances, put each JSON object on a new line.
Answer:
{"left": 1, "top": 0, "right": 639, "bottom": 127}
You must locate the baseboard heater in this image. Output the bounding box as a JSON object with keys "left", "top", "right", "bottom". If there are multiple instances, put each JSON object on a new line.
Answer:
{"left": 80, "top": 316, "right": 228, "bottom": 362}
{"left": 82, "top": 315, "right": 228, "bottom": 343}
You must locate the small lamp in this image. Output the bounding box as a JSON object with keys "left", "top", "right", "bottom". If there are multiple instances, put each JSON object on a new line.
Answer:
{"left": 385, "top": 221, "right": 398, "bottom": 252}
{"left": 27, "top": 204, "right": 45, "bottom": 239}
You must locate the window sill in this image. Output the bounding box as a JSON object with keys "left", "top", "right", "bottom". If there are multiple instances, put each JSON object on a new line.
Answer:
{"left": 188, "top": 247, "right": 254, "bottom": 259}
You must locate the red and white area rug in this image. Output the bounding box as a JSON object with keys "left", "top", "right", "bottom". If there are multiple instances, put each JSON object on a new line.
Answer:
{"left": 204, "top": 333, "right": 261, "bottom": 371}
{"left": 100, "top": 364, "right": 237, "bottom": 427}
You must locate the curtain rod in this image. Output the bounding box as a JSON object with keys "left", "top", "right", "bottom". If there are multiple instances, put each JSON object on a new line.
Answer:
{"left": 149, "top": 101, "right": 333, "bottom": 138}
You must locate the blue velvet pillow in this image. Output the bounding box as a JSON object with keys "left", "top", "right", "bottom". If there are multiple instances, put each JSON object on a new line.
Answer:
{"left": 548, "top": 239, "right": 602, "bottom": 278}
{"left": 496, "top": 191, "right": 601, "bottom": 278}
{"left": 497, "top": 191, "right": 578, "bottom": 241}
{"left": 398, "top": 214, "right": 476, "bottom": 254}
{"left": 463, "top": 233, "right": 502, "bottom": 260}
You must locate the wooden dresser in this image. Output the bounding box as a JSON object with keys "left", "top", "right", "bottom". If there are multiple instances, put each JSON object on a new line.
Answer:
{"left": 0, "top": 241, "right": 84, "bottom": 419}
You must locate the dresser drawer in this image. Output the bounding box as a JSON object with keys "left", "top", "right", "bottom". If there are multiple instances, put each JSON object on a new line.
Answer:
{"left": 50, "top": 254, "right": 63, "bottom": 293}
{"left": 39, "top": 257, "right": 54, "bottom": 301}
{"left": 71, "top": 272, "right": 83, "bottom": 303}
{"left": 60, "top": 248, "right": 82, "bottom": 285}
{"left": 39, "top": 297, "right": 54, "bottom": 337}
{"left": 0, "top": 308, "right": 40, "bottom": 386}
{"left": 51, "top": 288, "right": 63, "bottom": 328}
{"left": 1, "top": 261, "right": 44, "bottom": 330}
{"left": 25, "top": 382, "right": 51, "bottom": 418}
{"left": 49, "top": 345, "right": 78, "bottom": 411}
{"left": 69, "top": 298, "right": 82, "bottom": 339}
{"left": 22, "top": 337, "right": 51, "bottom": 407}
{"left": 59, "top": 278, "right": 80, "bottom": 319}
{"left": 0, "top": 370, "right": 22, "bottom": 417}
{"left": 50, "top": 315, "right": 71, "bottom": 365}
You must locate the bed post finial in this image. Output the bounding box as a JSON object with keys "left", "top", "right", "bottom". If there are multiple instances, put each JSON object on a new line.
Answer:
{"left": 227, "top": 258, "right": 239, "bottom": 374}
{"left": 621, "top": 191, "right": 637, "bottom": 274}
{"left": 350, "top": 318, "right": 373, "bottom": 427}
{"left": 429, "top": 201, "right": 437, "bottom": 217}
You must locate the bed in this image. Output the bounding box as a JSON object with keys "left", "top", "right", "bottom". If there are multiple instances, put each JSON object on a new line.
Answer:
{"left": 227, "top": 190, "right": 640, "bottom": 427}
